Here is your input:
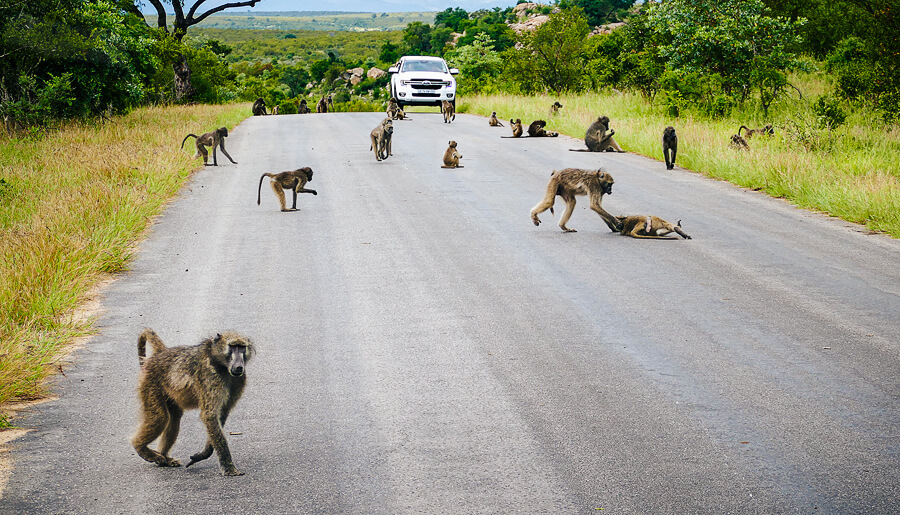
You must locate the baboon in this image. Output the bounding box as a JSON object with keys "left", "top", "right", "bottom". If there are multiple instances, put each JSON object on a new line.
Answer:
{"left": 181, "top": 127, "right": 237, "bottom": 166}
{"left": 132, "top": 328, "right": 255, "bottom": 476}
{"left": 272, "top": 105, "right": 279, "bottom": 115}
{"left": 502, "top": 119, "right": 523, "bottom": 138}
{"left": 441, "top": 100, "right": 456, "bottom": 123}
{"left": 298, "top": 99, "right": 310, "bottom": 114}
{"left": 730, "top": 133, "right": 750, "bottom": 151}
{"left": 370, "top": 118, "right": 394, "bottom": 161}
{"left": 441, "top": 140, "right": 463, "bottom": 168}
{"left": 251, "top": 97, "right": 268, "bottom": 116}
{"left": 316, "top": 95, "right": 328, "bottom": 113}
{"left": 257, "top": 167, "right": 317, "bottom": 211}
{"left": 571, "top": 116, "right": 623, "bottom": 152}
{"left": 550, "top": 101, "right": 563, "bottom": 115}
{"left": 488, "top": 111, "right": 504, "bottom": 127}
{"left": 386, "top": 97, "right": 407, "bottom": 120}
{"left": 527, "top": 120, "right": 558, "bottom": 137}
{"left": 326, "top": 94, "right": 333, "bottom": 111}
{"left": 617, "top": 215, "right": 692, "bottom": 239}
{"left": 530, "top": 168, "right": 620, "bottom": 233}
{"left": 739, "top": 124, "right": 774, "bottom": 139}
{"left": 662, "top": 126, "right": 678, "bottom": 170}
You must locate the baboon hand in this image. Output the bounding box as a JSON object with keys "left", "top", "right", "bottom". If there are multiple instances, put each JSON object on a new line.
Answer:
{"left": 186, "top": 448, "right": 214, "bottom": 468}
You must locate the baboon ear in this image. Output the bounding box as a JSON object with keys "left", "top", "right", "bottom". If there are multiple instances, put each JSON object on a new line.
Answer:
{"left": 677, "top": 220, "right": 682, "bottom": 227}
{"left": 215, "top": 333, "right": 223, "bottom": 342}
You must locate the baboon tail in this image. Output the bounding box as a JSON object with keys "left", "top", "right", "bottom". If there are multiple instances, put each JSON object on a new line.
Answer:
{"left": 258, "top": 173, "right": 273, "bottom": 205}
{"left": 181, "top": 134, "right": 198, "bottom": 149}
{"left": 738, "top": 125, "right": 750, "bottom": 137}
{"left": 138, "top": 328, "right": 166, "bottom": 366}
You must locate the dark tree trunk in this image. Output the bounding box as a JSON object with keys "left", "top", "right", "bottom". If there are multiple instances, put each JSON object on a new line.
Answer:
{"left": 173, "top": 54, "right": 194, "bottom": 102}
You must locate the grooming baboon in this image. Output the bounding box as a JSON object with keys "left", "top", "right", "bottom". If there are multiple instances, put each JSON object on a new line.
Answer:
{"left": 298, "top": 99, "right": 310, "bottom": 114}
{"left": 527, "top": 120, "right": 558, "bottom": 137}
{"left": 738, "top": 124, "right": 774, "bottom": 139}
{"left": 251, "top": 97, "right": 268, "bottom": 116}
{"left": 502, "top": 119, "right": 523, "bottom": 138}
{"left": 257, "top": 167, "right": 317, "bottom": 211}
{"left": 316, "top": 95, "right": 328, "bottom": 113}
{"left": 570, "top": 115, "right": 623, "bottom": 152}
{"left": 730, "top": 133, "right": 750, "bottom": 151}
{"left": 550, "top": 101, "right": 563, "bottom": 115}
{"left": 441, "top": 100, "right": 456, "bottom": 123}
{"left": 662, "top": 126, "right": 678, "bottom": 170}
{"left": 441, "top": 140, "right": 463, "bottom": 168}
{"left": 181, "top": 127, "right": 237, "bottom": 166}
{"left": 370, "top": 118, "right": 394, "bottom": 161}
{"left": 132, "top": 328, "right": 255, "bottom": 476}
{"left": 488, "top": 111, "right": 504, "bottom": 127}
{"left": 530, "top": 168, "right": 620, "bottom": 233}
{"left": 617, "top": 215, "right": 692, "bottom": 239}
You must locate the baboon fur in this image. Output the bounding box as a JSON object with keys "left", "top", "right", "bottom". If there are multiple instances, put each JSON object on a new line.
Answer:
{"left": 257, "top": 167, "right": 317, "bottom": 211}
{"left": 370, "top": 118, "right": 394, "bottom": 161}
{"left": 132, "top": 328, "right": 255, "bottom": 476}
{"left": 571, "top": 116, "right": 623, "bottom": 152}
{"left": 298, "top": 99, "right": 310, "bottom": 114}
{"left": 441, "top": 100, "right": 456, "bottom": 123}
{"left": 730, "top": 133, "right": 750, "bottom": 151}
{"left": 530, "top": 168, "right": 620, "bottom": 233}
{"left": 503, "top": 119, "right": 523, "bottom": 138}
{"left": 662, "top": 126, "right": 678, "bottom": 170}
{"left": 251, "top": 98, "right": 268, "bottom": 116}
{"left": 489, "top": 111, "right": 504, "bottom": 127}
{"left": 550, "top": 101, "right": 563, "bottom": 115}
{"left": 739, "top": 124, "right": 774, "bottom": 138}
{"left": 527, "top": 120, "right": 558, "bottom": 137}
{"left": 180, "top": 127, "right": 237, "bottom": 166}
{"left": 617, "top": 215, "right": 692, "bottom": 239}
{"left": 441, "top": 140, "right": 463, "bottom": 168}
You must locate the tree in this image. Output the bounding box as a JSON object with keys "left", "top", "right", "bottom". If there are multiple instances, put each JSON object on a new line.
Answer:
{"left": 572, "top": 0, "right": 636, "bottom": 26}
{"left": 402, "top": 22, "right": 433, "bottom": 55}
{"left": 444, "top": 33, "right": 503, "bottom": 94}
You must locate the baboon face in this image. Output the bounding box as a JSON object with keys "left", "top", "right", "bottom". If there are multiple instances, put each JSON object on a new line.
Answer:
{"left": 664, "top": 126, "right": 675, "bottom": 138}
{"left": 599, "top": 116, "right": 610, "bottom": 126}
{"left": 448, "top": 140, "right": 457, "bottom": 148}
{"left": 218, "top": 127, "right": 228, "bottom": 137}
{"left": 212, "top": 332, "right": 254, "bottom": 377}
{"left": 597, "top": 171, "right": 614, "bottom": 195}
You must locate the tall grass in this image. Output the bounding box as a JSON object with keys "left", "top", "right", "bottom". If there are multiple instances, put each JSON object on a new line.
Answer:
{"left": 0, "top": 104, "right": 248, "bottom": 413}
{"left": 458, "top": 91, "right": 900, "bottom": 237}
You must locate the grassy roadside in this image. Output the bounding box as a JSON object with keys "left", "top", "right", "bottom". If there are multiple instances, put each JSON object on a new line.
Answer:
{"left": 0, "top": 104, "right": 248, "bottom": 418}
{"left": 458, "top": 93, "right": 900, "bottom": 238}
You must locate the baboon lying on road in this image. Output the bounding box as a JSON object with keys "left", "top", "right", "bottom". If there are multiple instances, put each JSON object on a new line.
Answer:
{"left": 617, "top": 215, "right": 692, "bottom": 239}
{"left": 257, "top": 167, "right": 317, "bottom": 211}
{"left": 527, "top": 120, "right": 558, "bottom": 137}
{"left": 132, "top": 328, "right": 255, "bottom": 476}
{"left": 181, "top": 127, "right": 237, "bottom": 166}
{"left": 531, "top": 168, "right": 620, "bottom": 233}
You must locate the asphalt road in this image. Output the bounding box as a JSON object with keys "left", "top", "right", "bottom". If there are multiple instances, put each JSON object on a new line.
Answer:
{"left": 3, "top": 112, "right": 899, "bottom": 514}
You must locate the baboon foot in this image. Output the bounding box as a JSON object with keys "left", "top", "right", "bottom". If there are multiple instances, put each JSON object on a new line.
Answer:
{"left": 223, "top": 467, "right": 245, "bottom": 477}
{"left": 531, "top": 215, "right": 541, "bottom": 226}
{"left": 562, "top": 227, "right": 577, "bottom": 233}
{"left": 156, "top": 456, "right": 181, "bottom": 467}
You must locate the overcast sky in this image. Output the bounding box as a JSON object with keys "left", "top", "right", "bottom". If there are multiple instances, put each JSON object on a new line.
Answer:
{"left": 141, "top": 1, "right": 519, "bottom": 13}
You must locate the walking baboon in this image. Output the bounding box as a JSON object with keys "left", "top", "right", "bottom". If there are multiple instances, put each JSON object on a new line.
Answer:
{"left": 550, "top": 101, "right": 563, "bottom": 115}
{"left": 662, "top": 126, "right": 678, "bottom": 170}
{"left": 571, "top": 116, "right": 623, "bottom": 152}
{"left": 739, "top": 124, "right": 774, "bottom": 138}
{"left": 502, "top": 119, "right": 523, "bottom": 138}
{"left": 316, "top": 95, "right": 328, "bottom": 113}
{"left": 370, "top": 118, "right": 393, "bottom": 161}
{"left": 527, "top": 120, "right": 558, "bottom": 137}
{"left": 489, "top": 111, "right": 504, "bottom": 127}
{"left": 252, "top": 97, "right": 268, "bottom": 116}
{"left": 298, "top": 99, "right": 310, "bottom": 114}
{"left": 132, "top": 328, "right": 255, "bottom": 476}
{"left": 730, "top": 133, "right": 750, "bottom": 151}
{"left": 441, "top": 140, "right": 463, "bottom": 168}
{"left": 617, "top": 215, "right": 692, "bottom": 239}
{"left": 530, "top": 168, "right": 620, "bottom": 233}
{"left": 257, "top": 167, "right": 317, "bottom": 211}
{"left": 441, "top": 100, "right": 456, "bottom": 123}
{"left": 181, "top": 127, "right": 237, "bottom": 166}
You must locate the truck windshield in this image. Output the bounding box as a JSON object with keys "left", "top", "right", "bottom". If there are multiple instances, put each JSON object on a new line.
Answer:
{"left": 401, "top": 60, "right": 447, "bottom": 73}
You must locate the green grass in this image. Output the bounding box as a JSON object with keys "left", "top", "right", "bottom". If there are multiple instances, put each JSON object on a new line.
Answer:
{"left": 458, "top": 92, "right": 900, "bottom": 237}
{"left": 0, "top": 104, "right": 248, "bottom": 408}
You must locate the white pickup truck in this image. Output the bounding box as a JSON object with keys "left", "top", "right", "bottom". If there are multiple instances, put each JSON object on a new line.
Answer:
{"left": 388, "top": 56, "right": 459, "bottom": 109}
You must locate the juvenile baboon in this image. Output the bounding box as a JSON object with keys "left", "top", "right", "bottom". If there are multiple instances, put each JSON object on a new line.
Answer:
{"left": 298, "top": 99, "right": 310, "bottom": 114}
{"left": 370, "top": 118, "right": 394, "bottom": 161}
{"left": 441, "top": 140, "right": 463, "bottom": 168}
{"left": 502, "top": 119, "right": 523, "bottom": 138}
{"left": 251, "top": 97, "right": 268, "bottom": 116}
{"left": 272, "top": 105, "right": 279, "bottom": 115}
{"left": 386, "top": 97, "right": 407, "bottom": 120}
{"left": 132, "top": 328, "right": 255, "bottom": 476}
{"left": 617, "top": 215, "right": 692, "bottom": 239}
{"left": 550, "top": 101, "right": 563, "bottom": 115}
{"left": 316, "top": 95, "right": 328, "bottom": 113}
{"left": 662, "top": 126, "right": 678, "bottom": 170}
{"left": 257, "top": 167, "right": 317, "bottom": 211}
{"left": 527, "top": 120, "right": 558, "bottom": 137}
{"left": 738, "top": 124, "right": 774, "bottom": 139}
{"left": 730, "top": 133, "right": 750, "bottom": 151}
{"left": 441, "top": 100, "right": 456, "bottom": 123}
{"left": 488, "top": 111, "right": 504, "bottom": 127}
{"left": 571, "top": 116, "right": 623, "bottom": 152}
{"left": 530, "top": 168, "right": 620, "bottom": 233}
{"left": 181, "top": 127, "right": 237, "bottom": 166}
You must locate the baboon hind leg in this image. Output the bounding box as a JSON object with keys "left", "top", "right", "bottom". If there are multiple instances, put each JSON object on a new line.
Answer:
{"left": 132, "top": 402, "right": 179, "bottom": 467}
{"left": 156, "top": 403, "right": 183, "bottom": 467}
{"left": 558, "top": 195, "right": 578, "bottom": 232}
{"left": 196, "top": 144, "right": 209, "bottom": 164}
{"left": 269, "top": 181, "right": 288, "bottom": 211}
{"left": 530, "top": 194, "right": 556, "bottom": 226}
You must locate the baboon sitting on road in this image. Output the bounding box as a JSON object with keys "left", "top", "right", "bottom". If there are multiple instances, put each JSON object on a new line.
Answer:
{"left": 298, "top": 99, "right": 310, "bottom": 114}
{"left": 132, "top": 328, "right": 255, "bottom": 476}
{"left": 181, "top": 127, "right": 237, "bottom": 166}
{"left": 617, "top": 215, "right": 692, "bottom": 239}
{"left": 527, "top": 120, "right": 558, "bottom": 137}
{"left": 441, "top": 140, "right": 463, "bottom": 168}
{"left": 257, "top": 167, "right": 317, "bottom": 211}
{"left": 489, "top": 112, "right": 504, "bottom": 127}
{"left": 251, "top": 98, "right": 268, "bottom": 116}
{"left": 316, "top": 95, "right": 328, "bottom": 113}
{"left": 571, "top": 116, "right": 623, "bottom": 152}
{"left": 503, "top": 119, "right": 523, "bottom": 138}
{"left": 531, "top": 168, "right": 620, "bottom": 233}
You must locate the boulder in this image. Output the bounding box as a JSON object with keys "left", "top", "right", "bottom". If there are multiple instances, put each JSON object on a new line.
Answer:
{"left": 367, "top": 67, "right": 387, "bottom": 79}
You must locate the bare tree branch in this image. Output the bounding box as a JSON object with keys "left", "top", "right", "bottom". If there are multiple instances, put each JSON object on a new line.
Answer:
{"left": 188, "top": 1, "right": 261, "bottom": 27}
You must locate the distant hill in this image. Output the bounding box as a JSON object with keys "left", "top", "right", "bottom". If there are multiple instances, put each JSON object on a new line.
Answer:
{"left": 146, "top": 11, "right": 437, "bottom": 32}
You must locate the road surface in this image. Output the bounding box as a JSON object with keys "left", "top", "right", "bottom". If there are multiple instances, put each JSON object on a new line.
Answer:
{"left": 3, "top": 112, "right": 899, "bottom": 513}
